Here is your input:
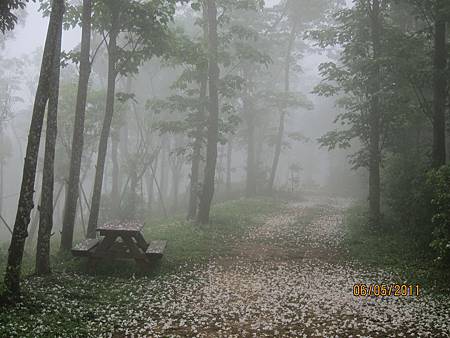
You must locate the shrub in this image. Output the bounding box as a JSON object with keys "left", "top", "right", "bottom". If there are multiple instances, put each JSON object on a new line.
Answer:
{"left": 427, "top": 165, "right": 450, "bottom": 265}
{"left": 382, "top": 152, "right": 431, "bottom": 232}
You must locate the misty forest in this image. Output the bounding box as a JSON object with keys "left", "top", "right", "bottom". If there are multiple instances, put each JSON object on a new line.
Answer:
{"left": 0, "top": 0, "right": 450, "bottom": 336}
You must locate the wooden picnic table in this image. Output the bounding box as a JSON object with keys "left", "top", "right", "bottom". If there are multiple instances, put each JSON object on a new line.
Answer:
{"left": 72, "top": 220, "right": 166, "bottom": 270}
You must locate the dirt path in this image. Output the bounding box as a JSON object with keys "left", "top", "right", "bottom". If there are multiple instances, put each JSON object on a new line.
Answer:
{"left": 11, "top": 197, "right": 447, "bottom": 337}
{"left": 121, "top": 197, "right": 450, "bottom": 337}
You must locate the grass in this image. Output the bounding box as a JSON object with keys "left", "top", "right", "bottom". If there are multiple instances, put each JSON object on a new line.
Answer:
{"left": 0, "top": 197, "right": 283, "bottom": 337}
{"left": 343, "top": 203, "right": 450, "bottom": 294}
{"left": 141, "top": 197, "right": 282, "bottom": 271}
{"left": 0, "top": 198, "right": 282, "bottom": 290}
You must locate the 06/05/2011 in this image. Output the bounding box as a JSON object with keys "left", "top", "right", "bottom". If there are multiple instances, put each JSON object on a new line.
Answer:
{"left": 353, "top": 284, "right": 420, "bottom": 297}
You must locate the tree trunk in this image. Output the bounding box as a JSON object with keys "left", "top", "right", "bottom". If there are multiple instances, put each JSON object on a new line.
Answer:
{"left": 151, "top": 160, "right": 168, "bottom": 218}
{"left": 268, "top": 24, "right": 296, "bottom": 194}
{"left": 432, "top": 0, "right": 447, "bottom": 168}
{"left": 368, "top": 0, "right": 382, "bottom": 227}
{"left": 87, "top": 8, "right": 118, "bottom": 238}
{"left": 146, "top": 153, "right": 157, "bottom": 213}
{"left": 172, "top": 162, "right": 181, "bottom": 212}
{"left": 3, "top": 0, "right": 64, "bottom": 297}
{"left": 35, "top": 16, "right": 63, "bottom": 275}
{"left": 111, "top": 132, "right": 119, "bottom": 214}
{"left": 0, "top": 160, "right": 3, "bottom": 215}
{"left": 197, "top": 0, "right": 219, "bottom": 224}
{"left": 187, "top": 66, "right": 207, "bottom": 220}
{"left": 226, "top": 140, "right": 232, "bottom": 197}
{"left": 268, "top": 111, "right": 286, "bottom": 193}
{"left": 245, "top": 97, "right": 257, "bottom": 197}
{"left": 119, "top": 77, "right": 131, "bottom": 193}
{"left": 127, "top": 170, "right": 138, "bottom": 218}
{"left": 60, "top": 0, "right": 92, "bottom": 251}
{"left": 25, "top": 189, "right": 41, "bottom": 250}
{"left": 146, "top": 171, "right": 153, "bottom": 213}
{"left": 159, "top": 135, "right": 169, "bottom": 206}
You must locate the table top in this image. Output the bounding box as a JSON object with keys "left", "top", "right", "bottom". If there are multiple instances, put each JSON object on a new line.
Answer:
{"left": 97, "top": 220, "right": 144, "bottom": 233}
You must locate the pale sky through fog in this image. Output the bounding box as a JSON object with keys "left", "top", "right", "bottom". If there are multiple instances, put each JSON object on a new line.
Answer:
{"left": 5, "top": 2, "right": 79, "bottom": 58}
{"left": 5, "top": 0, "right": 283, "bottom": 58}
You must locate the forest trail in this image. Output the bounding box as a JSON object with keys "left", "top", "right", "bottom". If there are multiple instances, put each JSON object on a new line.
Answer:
{"left": 5, "top": 197, "right": 449, "bottom": 337}
{"left": 127, "top": 197, "right": 450, "bottom": 337}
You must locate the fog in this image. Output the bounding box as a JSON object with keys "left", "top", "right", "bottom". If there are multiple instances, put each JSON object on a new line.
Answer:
{"left": 0, "top": 0, "right": 364, "bottom": 242}
{"left": 1, "top": 0, "right": 448, "bottom": 336}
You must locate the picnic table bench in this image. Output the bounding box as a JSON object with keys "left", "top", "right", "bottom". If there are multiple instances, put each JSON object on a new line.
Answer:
{"left": 71, "top": 220, "right": 166, "bottom": 270}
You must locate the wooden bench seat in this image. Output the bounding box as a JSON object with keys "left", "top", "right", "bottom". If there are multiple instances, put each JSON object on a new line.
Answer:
{"left": 145, "top": 240, "right": 167, "bottom": 258}
{"left": 72, "top": 238, "right": 100, "bottom": 257}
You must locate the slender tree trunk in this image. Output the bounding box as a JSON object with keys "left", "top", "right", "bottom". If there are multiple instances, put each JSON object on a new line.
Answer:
{"left": 187, "top": 66, "right": 207, "bottom": 220}
{"left": 255, "top": 131, "right": 263, "bottom": 180}
{"left": 268, "top": 111, "right": 286, "bottom": 193}
{"left": 159, "top": 136, "right": 169, "bottom": 205}
{"left": 432, "top": 0, "right": 447, "bottom": 168}
{"left": 111, "top": 133, "right": 119, "bottom": 214}
{"left": 226, "top": 140, "right": 232, "bottom": 197}
{"left": 87, "top": 9, "right": 118, "bottom": 238}
{"left": 0, "top": 160, "right": 3, "bottom": 215}
{"left": 146, "top": 153, "right": 157, "bottom": 213}
{"left": 268, "top": 24, "right": 296, "bottom": 194}
{"left": 172, "top": 162, "right": 181, "bottom": 212}
{"left": 25, "top": 191, "right": 41, "bottom": 250}
{"left": 78, "top": 193, "right": 86, "bottom": 236}
{"left": 3, "top": 0, "right": 64, "bottom": 297}
{"left": 245, "top": 97, "right": 257, "bottom": 197}
{"left": 197, "top": 0, "right": 219, "bottom": 224}
{"left": 150, "top": 162, "right": 168, "bottom": 218}
{"left": 36, "top": 17, "right": 63, "bottom": 274}
{"left": 127, "top": 170, "right": 138, "bottom": 218}
{"left": 104, "top": 142, "right": 110, "bottom": 193}
{"left": 60, "top": 0, "right": 92, "bottom": 251}
{"left": 146, "top": 171, "right": 153, "bottom": 212}
{"left": 246, "top": 124, "right": 257, "bottom": 197}
{"left": 368, "top": 0, "right": 382, "bottom": 227}
{"left": 118, "top": 77, "right": 131, "bottom": 193}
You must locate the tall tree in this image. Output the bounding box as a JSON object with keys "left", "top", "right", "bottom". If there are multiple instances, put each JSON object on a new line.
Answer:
{"left": 267, "top": 22, "right": 296, "bottom": 193}
{"left": 243, "top": 77, "right": 257, "bottom": 197}
{"left": 267, "top": 0, "right": 335, "bottom": 193}
{"left": 86, "top": 1, "right": 119, "bottom": 238}
{"left": 111, "top": 131, "right": 120, "bottom": 214}
{"left": 226, "top": 139, "right": 232, "bottom": 196}
{"left": 187, "top": 67, "right": 207, "bottom": 219}
{"left": 312, "top": 0, "right": 391, "bottom": 228}
{"left": 60, "top": 0, "right": 92, "bottom": 251}
{"left": 197, "top": 0, "right": 219, "bottom": 224}
{"left": 35, "top": 8, "right": 63, "bottom": 274}
{"left": 86, "top": 0, "right": 178, "bottom": 236}
{"left": 367, "top": 0, "right": 382, "bottom": 226}
{"left": 3, "top": 0, "right": 65, "bottom": 297}
{"left": 432, "top": 0, "right": 448, "bottom": 168}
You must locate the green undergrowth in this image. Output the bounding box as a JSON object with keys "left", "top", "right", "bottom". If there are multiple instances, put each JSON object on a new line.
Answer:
{"left": 343, "top": 204, "right": 450, "bottom": 294}
{"left": 0, "top": 198, "right": 283, "bottom": 337}
{"left": 0, "top": 198, "right": 282, "bottom": 292}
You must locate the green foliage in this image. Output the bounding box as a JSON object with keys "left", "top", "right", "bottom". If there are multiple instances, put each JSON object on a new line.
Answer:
{"left": 0, "top": 0, "right": 32, "bottom": 33}
{"left": 264, "top": 91, "right": 313, "bottom": 111}
{"left": 0, "top": 56, "right": 24, "bottom": 125}
{"left": 343, "top": 204, "right": 450, "bottom": 294}
{"left": 41, "top": 0, "right": 185, "bottom": 77}
{"left": 427, "top": 166, "right": 450, "bottom": 265}
{"left": 382, "top": 152, "right": 431, "bottom": 231}
{"left": 311, "top": 0, "right": 438, "bottom": 173}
